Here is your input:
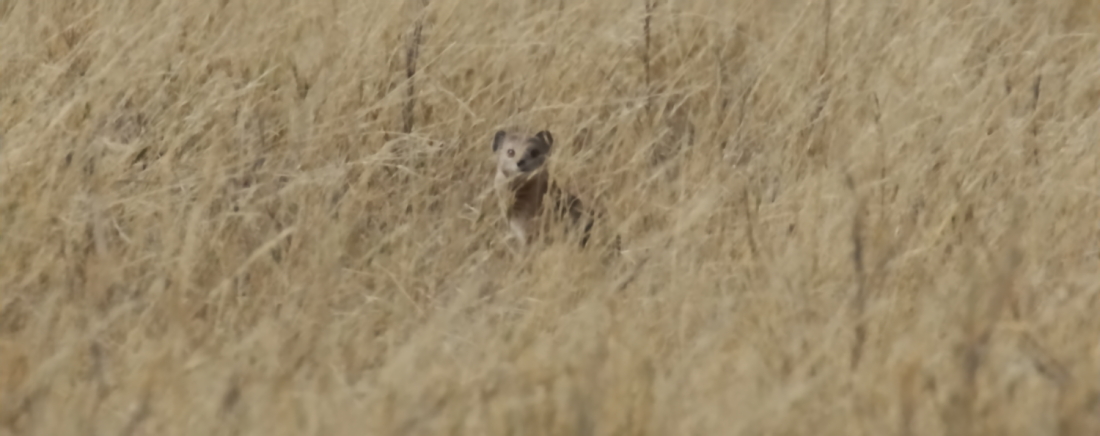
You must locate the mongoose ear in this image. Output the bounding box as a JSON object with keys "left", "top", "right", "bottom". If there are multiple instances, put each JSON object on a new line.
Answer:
{"left": 535, "top": 130, "right": 554, "bottom": 148}
{"left": 492, "top": 130, "right": 507, "bottom": 152}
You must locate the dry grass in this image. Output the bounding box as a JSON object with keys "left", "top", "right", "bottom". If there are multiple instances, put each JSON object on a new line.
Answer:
{"left": 2, "top": 0, "right": 1100, "bottom": 434}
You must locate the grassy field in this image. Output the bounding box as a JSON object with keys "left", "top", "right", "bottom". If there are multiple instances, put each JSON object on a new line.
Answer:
{"left": 2, "top": 0, "right": 1100, "bottom": 434}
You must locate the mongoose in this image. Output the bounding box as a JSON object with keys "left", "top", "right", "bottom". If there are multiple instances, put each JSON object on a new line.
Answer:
{"left": 492, "top": 129, "right": 597, "bottom": 248}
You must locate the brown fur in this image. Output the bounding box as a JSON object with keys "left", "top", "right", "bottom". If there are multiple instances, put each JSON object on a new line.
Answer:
{"left": 492, "top": 129, "right": 597, "bottom": 248}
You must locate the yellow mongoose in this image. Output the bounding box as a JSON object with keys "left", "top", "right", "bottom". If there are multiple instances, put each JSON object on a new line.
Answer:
{"left": 492, "top": 129, "right": 596, "bottom": 248}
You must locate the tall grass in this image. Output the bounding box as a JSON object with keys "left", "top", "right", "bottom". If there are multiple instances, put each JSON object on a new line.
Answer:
{"left": 1, "top": 0, "right": 1099, "bottom": 434}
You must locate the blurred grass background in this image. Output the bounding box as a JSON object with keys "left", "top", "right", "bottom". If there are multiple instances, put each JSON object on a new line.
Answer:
{"left": 1, "top": 0, "right": 1100, "bottom": 434}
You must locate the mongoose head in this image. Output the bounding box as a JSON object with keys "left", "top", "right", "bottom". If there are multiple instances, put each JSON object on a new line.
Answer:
{"left": 492, "top": 130, "right": 554, "bottom": 178}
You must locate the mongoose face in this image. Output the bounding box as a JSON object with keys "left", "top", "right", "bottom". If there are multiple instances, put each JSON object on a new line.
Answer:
{"left": 492, "top": 130, "right": 554, "bottom": 178}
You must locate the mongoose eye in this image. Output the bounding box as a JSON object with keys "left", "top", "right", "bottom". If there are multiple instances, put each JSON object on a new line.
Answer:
{"left": 507, "top": 149, "right": 515, "bottom": 157}
{"left": 528, "top": 150, "right": 540, "bottom": 158}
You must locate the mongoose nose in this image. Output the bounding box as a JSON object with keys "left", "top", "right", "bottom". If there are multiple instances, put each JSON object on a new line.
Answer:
{"left": 517, "top": 159, "right": 527, "bottom": 167}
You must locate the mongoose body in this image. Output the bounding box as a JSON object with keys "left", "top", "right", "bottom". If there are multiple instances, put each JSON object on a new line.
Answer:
{"left": 491, "top": 129, "right": 595, "bottom": 248}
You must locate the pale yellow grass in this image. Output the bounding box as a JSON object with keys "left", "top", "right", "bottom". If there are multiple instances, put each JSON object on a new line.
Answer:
{"left": 2, "top": 0, "right": 1100, "bottom": 434}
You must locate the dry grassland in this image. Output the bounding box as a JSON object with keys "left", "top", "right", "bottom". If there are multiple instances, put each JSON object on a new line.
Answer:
{"left": 2, "top": 0, "right": 1100, "bottom": 434}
